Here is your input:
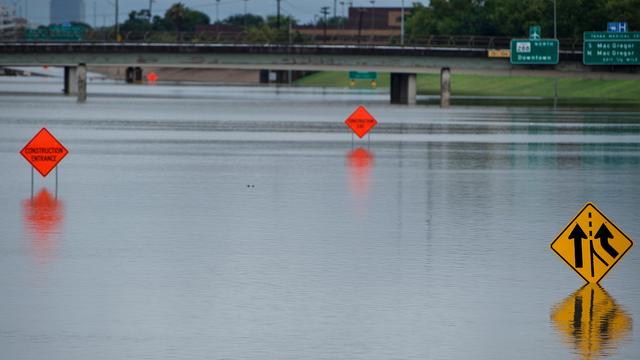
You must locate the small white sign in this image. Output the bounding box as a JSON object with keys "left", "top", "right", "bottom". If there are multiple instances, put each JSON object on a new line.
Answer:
{"left": 516, "top": 42, "right": 532, "bottom": 53}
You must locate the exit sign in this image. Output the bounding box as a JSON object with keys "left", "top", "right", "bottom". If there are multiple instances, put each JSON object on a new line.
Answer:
{"left": 583, "top": 32, "right": 640, "bottom": 65}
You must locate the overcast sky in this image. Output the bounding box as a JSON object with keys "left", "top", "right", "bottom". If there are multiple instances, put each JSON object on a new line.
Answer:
{"left": 10, "top": 0, "right": 425, "bottom": 27}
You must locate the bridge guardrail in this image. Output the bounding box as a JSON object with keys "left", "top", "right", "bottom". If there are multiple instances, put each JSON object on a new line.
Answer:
{"left": 3, "top": 30, "right": 584, "bottom": 51}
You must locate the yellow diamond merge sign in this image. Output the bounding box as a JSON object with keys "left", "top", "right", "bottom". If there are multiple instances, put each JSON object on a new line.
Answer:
{"left": 550, "top": 203, "right": 633, "bottom": 284}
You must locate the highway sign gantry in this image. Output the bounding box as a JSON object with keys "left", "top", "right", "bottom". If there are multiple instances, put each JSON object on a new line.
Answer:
{"left": 20, "top": 128, "right": 68, "bottom": 177}
{"left": 550, "top": 203, "right": 633, "bottom": 284}
{"left": 583, "top": 32, "right": 640, "bottom": 65}
{"left": 345, "top": 105, "right": 378, "bottom": 138}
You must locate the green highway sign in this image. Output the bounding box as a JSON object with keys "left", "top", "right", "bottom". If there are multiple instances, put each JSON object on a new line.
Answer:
{"left": 349, "top": 71, "right": 377, "bottom": 80}
{"left": 583, "top": 32, "right": 640, "bottom": 65}
{"left": 510, "top": 39, "right": 559, "bottom": 65}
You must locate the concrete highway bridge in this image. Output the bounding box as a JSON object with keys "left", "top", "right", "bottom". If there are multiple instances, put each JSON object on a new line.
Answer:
{"left": 1, "top": 42, "right": 638, "bottom": 105}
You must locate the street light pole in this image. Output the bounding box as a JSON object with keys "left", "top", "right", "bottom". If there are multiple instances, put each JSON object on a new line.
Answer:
{"left": 216, "top": 0, "right": 220, "bottom": 23}
{"left": 148, "top": 0, "right": 155, "bottom": 23}
{"left": 401, "top": 0, "right": 405, "bottom": 45}
{"left": 115, "top": 0, "right": 119, "bottom": 41}
{"left": 553, "top": 0, "right": 557, "bottom": 38}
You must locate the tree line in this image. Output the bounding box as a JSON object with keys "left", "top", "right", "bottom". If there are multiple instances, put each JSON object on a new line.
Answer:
{"left": 406, "top": 0, "right": 640, "bottom": 39}
{"left": 115, "top": 1, "right": 639, "bottom": 39}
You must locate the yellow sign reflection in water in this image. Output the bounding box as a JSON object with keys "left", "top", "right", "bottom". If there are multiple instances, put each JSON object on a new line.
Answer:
{"left": 551, "top": 285, "right": 632, "bottom": 360}
{"left": 550, "top": 203, "right": 633, "bottom": 283}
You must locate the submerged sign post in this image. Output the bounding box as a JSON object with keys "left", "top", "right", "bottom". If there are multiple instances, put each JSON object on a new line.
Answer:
{"left": 510, "top": 25, "right": 559, "bottom": 65}
{"left": 550, "top": 203, "right": 633, "bottom": 284}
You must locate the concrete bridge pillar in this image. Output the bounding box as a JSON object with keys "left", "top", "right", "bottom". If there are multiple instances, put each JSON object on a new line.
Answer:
{"left": 390, "top": 73, "right": 416, "bottom": 105}
{"left": 77, "top": 63, "right": 87, "bottom": 103}
{"left": 440, "top": 67, "right": 451, "bottom": 107}
{"left": 275, "top": 70, "right": 290, "bottom": 84}
{"left": 259, "top": 70, "right": 270, "bottom": 84}
{"left": 259, "top": 70, "right": 293, "bottom": 84}
{"left": 126, "top": 67, "right": 143, "bottom": 83}
{"left": 63, "top": 66, "right": 78, "bottom": 95}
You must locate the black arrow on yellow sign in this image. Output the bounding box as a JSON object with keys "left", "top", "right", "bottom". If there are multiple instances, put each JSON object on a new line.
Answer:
{"left": 595, "top": 224, "right": 618, "bottom": 259}
{"left": 569, "top": 224, "right": 587, "bottom": 268}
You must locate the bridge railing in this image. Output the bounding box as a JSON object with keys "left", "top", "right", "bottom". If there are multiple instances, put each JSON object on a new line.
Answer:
{"left": 11, "top": 30, "right": 584, "bottom": 51}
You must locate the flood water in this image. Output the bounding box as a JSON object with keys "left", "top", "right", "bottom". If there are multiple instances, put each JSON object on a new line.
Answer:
{"left": 1, "top": 77, "right": 639, "bottom": 360}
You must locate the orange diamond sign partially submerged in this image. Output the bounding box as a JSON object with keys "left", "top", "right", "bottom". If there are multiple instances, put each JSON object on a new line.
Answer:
{"left": 550, "top": 203, "right": 633, "bottom": 284}
{"left": 20, "top": 128, "right": 69, "bottom": 177}
{"left": 345, "top": 105, "right": 378, "bottom": 138}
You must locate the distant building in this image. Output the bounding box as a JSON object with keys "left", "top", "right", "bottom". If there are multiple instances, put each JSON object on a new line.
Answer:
{"left": 195, "top": 7, "right": 411, "bottom": 42}
{"left": 50, "top": 0, "right": 86, "bottom": 25}
{"left": 297, "top": 7, "right": 412, "bottom": 40}
{"left": 0, "top": 3, "right": 27, "bottom": 40}
{"left": 345, "top": 7, "right": 410, "bottom": 30}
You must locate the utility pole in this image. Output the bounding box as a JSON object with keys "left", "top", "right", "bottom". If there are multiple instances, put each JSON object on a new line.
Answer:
{"left": 244, "top": 0, "right": 249, "bottom": 29}
{"left": 357, "top": 8, "right": 364, "bottom": 45}
{"left": 216, "top": 0, "right": 220, "bottom": 23}
{"left": 369, "top": 0, "right": 375, "bottom": 30}
{"left": 94, "top": 1, "right": 97, "bottom": 28}
{"left": 115, "top": 0, "right": 119, "bottom": 42}
{"left": 321, "top": 6, "right": 330, "bottom": 42}
{"left": 148, "top": 0, "right": 155, "bottom": 23}
{"left": 276, "top": 0, "right": 281, "bottom": 29}
{"left": 401, "top": 0, "right": 405, "bottom": 45}
{"left": 333, "top": 0, "right": 337, "bottom": 19}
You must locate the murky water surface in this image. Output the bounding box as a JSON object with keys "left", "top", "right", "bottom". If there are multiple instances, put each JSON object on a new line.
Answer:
{"left": 1, "top": 78, "right": 639, "bottom": 359}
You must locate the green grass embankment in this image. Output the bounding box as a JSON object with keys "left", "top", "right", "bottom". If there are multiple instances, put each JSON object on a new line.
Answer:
{"left": 294, "top": 72, "right": 640, "bottom": 104}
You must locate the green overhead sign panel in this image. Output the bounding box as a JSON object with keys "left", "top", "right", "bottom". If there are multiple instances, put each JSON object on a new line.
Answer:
{"left": 349, "top": 71, "right": 377, "bottom": 80}
{"left": 583, "top": 32, "right": 640, "bottom": 65}
{"left": 510, "top": 39, "right": 559, "bottom": 65}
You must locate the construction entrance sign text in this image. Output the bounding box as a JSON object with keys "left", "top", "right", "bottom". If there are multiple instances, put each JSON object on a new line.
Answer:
{"left": 20, "top": 128, "right": 69, "bottom": 177}
{"left": 550, "top": 203, "right": 633, "bottom": 284}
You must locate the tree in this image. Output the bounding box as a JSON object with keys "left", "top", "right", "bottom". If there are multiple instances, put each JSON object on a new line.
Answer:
{"left": 265, "top": 15, "right": 298, "bottom": 28}
{"left": 222, "top": 14, "right": 265, "bottom": 28}
{"left": 161, "top": 2, "right": 210, "bottom": 32}
{"left": 121, "top": 10, "right": 152, "bottom": 33}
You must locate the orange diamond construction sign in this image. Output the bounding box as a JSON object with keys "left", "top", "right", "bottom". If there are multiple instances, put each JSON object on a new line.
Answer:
{"left": 550, "top": 203, "right": 633, "bottom": 284}
{"left": 20, "top": 128, "right": 69, "bottom": 177}
{"left": 345, "top": 105, "right": 378, "bottom": 138}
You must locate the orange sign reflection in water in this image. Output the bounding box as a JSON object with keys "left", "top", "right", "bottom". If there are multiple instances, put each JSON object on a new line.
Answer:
{"left": 22, "top": 188, "right": 64, "bottom": 263}
{"left": 347, "top": 148, "right": 374, "bottom": 215}
{"left": 551, "top": 284, "right": 632, "bottom": 360}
